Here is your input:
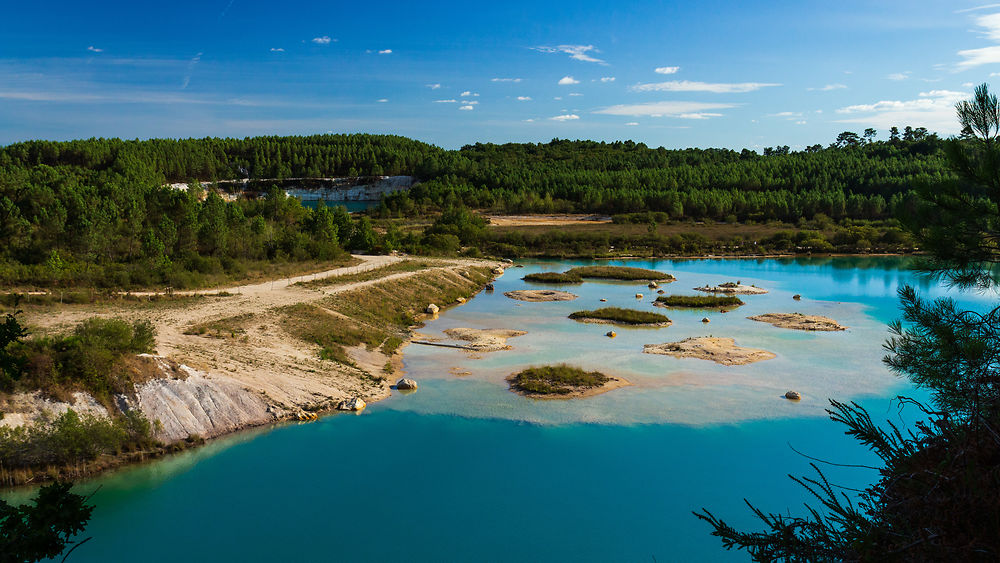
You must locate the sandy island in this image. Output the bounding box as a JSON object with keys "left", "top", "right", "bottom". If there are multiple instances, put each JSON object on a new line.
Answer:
{"left": 748, "top": 313, "right": 847, "bottom": 331}
{"left": 643, "top": 337, "right": 776, "bottom": 365}
{"left": 506, "top": 375, "right": 631, "bottom": 400}
{"left": 443, "top": 328, "right": 527, "bottom": 351}
{"left": 570, "top": 317, "right": 672, "bottom": 328}
{"left": 694, "top": 282, "right": 768, "bottom": 295}
{"left": 504, "top": 289, "right": 578, "bottom": 302}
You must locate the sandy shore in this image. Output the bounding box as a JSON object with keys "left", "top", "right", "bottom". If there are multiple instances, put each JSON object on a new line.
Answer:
{"left": 694, "top": 283, "right": 768, "bottom": 295}
{"left": 748, "top": 313, "right": 847, "bottom": 331}
{"left": 643, "top": 337, "right": 776, "bottom": 365}
{"left": 443, "top": 328, "right": 527, "bottom": 351}
{"left": 504, "top": 289, "right": 578, "bottom": 302}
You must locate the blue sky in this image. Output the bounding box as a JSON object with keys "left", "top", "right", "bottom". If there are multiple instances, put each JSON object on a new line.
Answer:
{"left": 3, "top": 1, "right": 1000, "bottom": 149}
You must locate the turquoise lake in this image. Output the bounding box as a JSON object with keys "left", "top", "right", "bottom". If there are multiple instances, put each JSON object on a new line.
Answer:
{"left": 9, "top": 257, "right": 996, "bottom": 562}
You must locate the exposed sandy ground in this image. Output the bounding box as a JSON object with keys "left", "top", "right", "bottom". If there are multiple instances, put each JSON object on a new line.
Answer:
{"left": 504, "top": 289, "right": 578, "bottom": 302}
{"left": 443, "top": 328, "right": 527, "bottom": 351}
{"left": 487, "top": 214, "right": 611, "bottom": 227}
{"left": 507, "top": 376, "right": 631, "bottom": 400}
{"left": 22, "top": 255, "right": 496, "bottom": 412}
{"left": 694, "top": 283, "right": 769, "bottom": 295}
{"left": 643, "top": 337, "right": 776, "bottom": 365}
{"left": 748, "top": 313, "right": 847, "bottom": 331}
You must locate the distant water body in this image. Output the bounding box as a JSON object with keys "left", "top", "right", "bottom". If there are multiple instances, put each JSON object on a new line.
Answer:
{"left": 10, "top": 257, "right": 995, "bottom": 562}
{"left": 298, "top": 199, "right": 378, "bottom": 212}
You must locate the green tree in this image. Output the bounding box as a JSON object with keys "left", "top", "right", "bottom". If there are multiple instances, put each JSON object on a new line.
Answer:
{"left": 0, "top": 306, "right": 29, "bottom": 389}
{"left": 0, "top": 482, "right": 93, "bottom": 563}
{"left": 696, "top": 83, "right": 1000, "bottom": 560}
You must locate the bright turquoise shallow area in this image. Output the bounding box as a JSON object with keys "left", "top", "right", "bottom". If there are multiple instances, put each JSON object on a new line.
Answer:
{"left": 8, "top": 257, "right": 995, "bottom": 562}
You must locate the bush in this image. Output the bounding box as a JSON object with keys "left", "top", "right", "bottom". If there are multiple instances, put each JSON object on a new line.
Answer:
{"left": 522, "top": 272, "right": 583, "bottom": 284}
{"left": 568, "top": 307, "right": 671, "bottom": 325}
{"left": 655, "top": 295, "right": 744, "bottom": 308}
{"left": 509, "top": 364, "right": 610, "bottom": 395}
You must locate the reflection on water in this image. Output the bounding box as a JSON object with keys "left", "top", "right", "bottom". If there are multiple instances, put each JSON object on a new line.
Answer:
{"left": 389, "top": 256, "right": 992, "bottom": 426}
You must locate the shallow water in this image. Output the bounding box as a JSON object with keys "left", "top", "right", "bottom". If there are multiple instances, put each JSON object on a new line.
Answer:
{"left": 7, "top": 257, "right": 994, "bottom": 562}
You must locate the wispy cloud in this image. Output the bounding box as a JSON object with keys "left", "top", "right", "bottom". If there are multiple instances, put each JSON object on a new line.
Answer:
{"left": 377, "top": 98, "right": 388, "bottom": 103}
{"left": 181, "top": 52, "right": 202, "bottom": 90}
{"left": 625, "top": 122, "right": 639, "bottom": 126}
{"left": 460, "top": 91, "right": 479, "bottom": 97}
{"left": 459, "top": 105, "right": 475, "bottom": 111}
{"left": 769, "top": 111, "right": 803, "bottom": 117}
{"left": 434, "top": 99, "right": 457, "bottom": 103}
{"left": 269, "top": 48, "right": 285, "bottom": 52}
{"left": 631, "top": 80, "right": 780, "bottom": 93}
{"left": 808, "top": 83, "right": 847, "bottom": 91}
{"left": 887, "top": 71, "right": 911, "bottom": 80}
{"left": 654, "top": 66, "right": 679, "bottom": 74}
{"left": 87, "top": 46, "right": 103, "bottom": 53}
{"left": 558, "top": 76, "right": 580, "bottom": 85}
{"left": 956, "top": 12, "right": 1000, "bottom": 69}
{"left": 550, "top": 114, "right": 580, "bottom": 121}
{"left": 956, "top": 3, "right": 1000, "bottom": 13}
{"left": 593, "top": 101, "right": 737, "bottom": 118}
{"left": 312, "top": 36, "right": 333, "bottom": 45}
{"left": 531, "top": 45, "right": 606, "bottom": 64}
{"left": 517, "top": 96, "right": 532, "bottom": 101}
{"left": 426, "top": 83, "right": 441, "bottom": 89}
{"left": 599, "top": 76, "right": 615, "bottom": 82}
{"left": 568, "top": 92, "right": 583, "bottom": 96}
{"left": 491, "top": 77, "right": 522, "bottom": 83}
{"left": 835, "top": 89, "right": 968, "bottom": 132}
{"left": 378, "top": 49, "right": 392, "bottom": 54}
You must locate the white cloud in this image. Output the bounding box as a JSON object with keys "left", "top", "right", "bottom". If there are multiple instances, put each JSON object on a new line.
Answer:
{"left": 491, "top": 78, "right": 522, "bottom": 82}
{"left": 553, "top": 96, "right": 562, "bottom": 100}
{"left": 312, "top": 36, "right": 332, "bottom": 44}
{"left": 377, "top": 98, "right": 388, "bottom": 103}
{"left": 599, "top": 77, "right": 615, "bottom": 82}
{"left": 631, "top": 80, "right": 780, "bottom": 93}
{"left": 558, "top": 76, "right": 580, "bottom": 85}
{"left": 460, "top": 91, "right": 478, "bottom": 97}
{"left": 270, "top": 48, "right": 285, "bottom": 52}
{"left": 625, "top": 122, "right": 639, "bottom": 126}
{"left": 568, "top": 92, "right": 583, "bottom": 96}
{"left": 769, "top": 111, "right": 803, "bottom": 117}
{"left": 427, "top": 83, "right": 441, "bottom": 89}
{"left": 180, "top": 52, "right": 202, "bottom": 90}
{"left": 808, "top": 83, "right": 847, "bottom": 91}
{"left": 796, "top": 120, "right": 807, "bottom": 125}
{"left": 378, "top": 49, "right": 392, "bottom": 54}
{"left": 87, "top": 46, "right": 103, "bottom": 53}
{"left": 956, "top": 4, "right": 1000, "bottom": 13}
{"left": 654, "top": 66, "right": 679, "bottom": 74}
{"left": 834, "top": 89, "right": 968, "bottom": 132}
{"left": 524, "top": 118, "right": 535, "bottom": 122}
{"left": 887, "top": 72, "right": 911, "bottom": 80}
{"left": 531, "top": 45, "right": 606, "bottom": 64}
{"left": 550, "top": 114, "right": 580, "bottom": 121}
{"left": 517, "top": 96, "right": 532, "bottom": 101}
{"left": 434, "top": 99, "right": 457, "bottom": 103}
{"left": 463, "top": 100, "right": 479, "bottom": 105}
{"left": 459, "top": 105, "right": 474, "bottom": 111}
{"left": 956, "top": 13, "right": 1000, "bottom": 68}
{"left": 593, "top": 101, "right": 737, "bottom": 118}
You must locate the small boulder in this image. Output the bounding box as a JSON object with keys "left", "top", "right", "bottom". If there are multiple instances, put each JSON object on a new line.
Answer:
{"left": 425, "top": 304, "right": 440, "bottom": 314}
{"left": 793, "top": 294, "right": 802, "bottom": 300}
{"left": 456, "top": 297, "right": 466, "bottom": 303}
{"left": 600, "top": 298, "right": 607, "bottom": 302}
{"left": 396, "top": 378, "right": 418, "bottom": 390}
{"left": 515, "top": 264, "right": 524, "bottom": 268}
{"left": 648, "top": 282, "right": 659, "bottom": 289}
{"left": 657, "top": 289, "right": 665, "bottom": 294}
{"left": 606, "top": 331, "right": 616, "bottom": 338}
{"left": 784, "top": 390, "right": 801, "bottom": 401}
{"left": 485, "top": 283, "right": 495, "bottom": 291}
{"left": 492, "top": 267, "right": 505, "bottom": 275}
{"left": 337, "top": 397, "right": 367, "bottom": 411}
{"left": 701, "top": 317, "right": 710, "bottom": 323}
{"left": 720, "top": 309, "right": 728, "bottom": 313}
{"left": 635, "top": 293, "right": 643, "bottom": 299}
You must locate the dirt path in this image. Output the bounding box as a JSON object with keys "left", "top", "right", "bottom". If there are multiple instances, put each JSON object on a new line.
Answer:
{"left": 23, "top": 255, "right": 497, "bottom": 410}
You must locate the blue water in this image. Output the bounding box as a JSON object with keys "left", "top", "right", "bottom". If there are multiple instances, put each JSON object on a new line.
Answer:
{"left": 298, "top": 199, "right": 378, "bottom": 212}
{"left": 6, "top": 257, "right": 995, "bottom": 562}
